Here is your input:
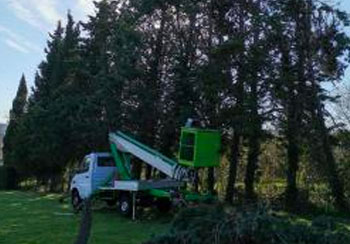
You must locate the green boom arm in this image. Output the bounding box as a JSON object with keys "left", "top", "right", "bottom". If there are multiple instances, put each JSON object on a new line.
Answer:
{"left": 109, "top": 131, "right": 193, "bottom": 181}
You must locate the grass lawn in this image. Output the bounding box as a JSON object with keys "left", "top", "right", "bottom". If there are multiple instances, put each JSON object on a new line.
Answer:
{"left": 0, "top": 191, "right": 170, "bottom": 244}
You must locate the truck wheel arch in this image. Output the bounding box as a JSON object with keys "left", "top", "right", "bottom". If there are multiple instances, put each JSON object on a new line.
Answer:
{"left": 72, "top": 188, "right": 83, "bottom": 212}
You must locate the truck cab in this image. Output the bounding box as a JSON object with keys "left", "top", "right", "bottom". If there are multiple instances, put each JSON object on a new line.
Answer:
{"left": 70, "top": 153, "right": 116, "bottom": 208}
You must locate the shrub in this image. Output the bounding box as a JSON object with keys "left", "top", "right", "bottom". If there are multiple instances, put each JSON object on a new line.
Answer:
{"left": 144, "top": 205, "right": 350, "bottom": 244}
{"left": 0, "top": 166, "right": 17, "bottom": 190}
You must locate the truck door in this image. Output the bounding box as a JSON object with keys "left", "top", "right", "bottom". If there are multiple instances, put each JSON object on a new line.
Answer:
{"left": 92, "top": 156, "right": 116, "bottom": 192}
{"left": 76, "top": 156, "right": 93, "bottom": 198}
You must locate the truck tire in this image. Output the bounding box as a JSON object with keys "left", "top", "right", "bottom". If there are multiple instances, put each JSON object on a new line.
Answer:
{"left": 118, "top": 194, "right": 132, "bottom": 217}
{"left": 72, "top": 190, "right": 82, "bottom": 213}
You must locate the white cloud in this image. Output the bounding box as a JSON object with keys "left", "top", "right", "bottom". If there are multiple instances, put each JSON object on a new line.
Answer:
{"left": 0, "top": 25, "right": 19, "bottom": 40}
{"left": 0, "top": 25, "right": 41, "bottom": 53}
{"left": 6, "top": 0, "right": 63, "bottom": 30}
{"left": 5, "top": 39, "right": 30, "bottom": 53}
{"left": 6, "top": 0, "right": 102, "bottom": 30}
{"left": 35, "top": 1, "right": 63, "bottom": 27}
{"left": 8, "top": 0, "right": 44, "bottom": 30}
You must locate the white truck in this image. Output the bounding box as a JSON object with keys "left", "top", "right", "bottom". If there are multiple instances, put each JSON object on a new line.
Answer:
{"left": 70, "top": 128, "right": 221, "bottom": 219}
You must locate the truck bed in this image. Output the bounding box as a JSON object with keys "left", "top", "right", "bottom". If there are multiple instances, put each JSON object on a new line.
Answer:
{"left": 99, "top": 179, "right": 183, "bottom": 191}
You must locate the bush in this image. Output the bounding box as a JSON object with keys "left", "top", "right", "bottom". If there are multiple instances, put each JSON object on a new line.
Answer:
{"left": 144, "top": 205, "right": 350, "bottom": 244}
{"left": 0, "top": 166, "right": 17, "bottom": 190}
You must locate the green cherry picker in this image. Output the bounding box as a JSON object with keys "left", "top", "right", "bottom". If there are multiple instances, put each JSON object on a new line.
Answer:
{"left": 70, "top": 121, "right": 221, "bottom": 219}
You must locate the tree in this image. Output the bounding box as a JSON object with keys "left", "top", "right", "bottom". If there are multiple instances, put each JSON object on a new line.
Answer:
{"left": 23, "top": 16, "right": 84, "bottom": 191}
{"left": 301, "top": 0, "right": 349, "bottom": 210}
{"left": 3, "top": 74, "right": 28, "bottom": 169}
{"left": 268, "top": 0, "right": 350, "bottom": 209}
{"left": 222, "top": 0, "right": 249, "bottom": 204}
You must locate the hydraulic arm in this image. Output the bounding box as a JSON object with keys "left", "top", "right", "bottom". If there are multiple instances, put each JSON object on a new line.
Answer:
{"left": 109, "top": 131, "right": 193, "bottom": 181}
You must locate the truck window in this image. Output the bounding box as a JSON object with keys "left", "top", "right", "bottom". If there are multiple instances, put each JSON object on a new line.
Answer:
{"left": 97, "top": 157, "right": 115, "bottom": 167}
{"left": 78, "top": 157, "right": 90, "bottom": 173}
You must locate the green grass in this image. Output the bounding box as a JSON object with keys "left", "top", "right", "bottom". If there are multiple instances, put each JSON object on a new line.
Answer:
{"left": 0, "top": 191, "right": 170, "bottom": 244}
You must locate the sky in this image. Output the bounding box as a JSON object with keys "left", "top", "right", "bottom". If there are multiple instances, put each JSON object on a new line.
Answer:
{"left": 0, "top": 0, "right": 99, "bottom": 123}
{"left": 0, "top": 1, "right": 350, "bottom": 124}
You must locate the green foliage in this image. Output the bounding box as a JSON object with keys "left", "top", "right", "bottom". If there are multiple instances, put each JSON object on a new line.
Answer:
{"left": 145, "top": 206, "right": 350, "bottom": 244}
{"left": 3, "top": 74, "right": 28, "bottom": 170}
{"left": 0, "top": 167, "right": 17, "bottom": 190}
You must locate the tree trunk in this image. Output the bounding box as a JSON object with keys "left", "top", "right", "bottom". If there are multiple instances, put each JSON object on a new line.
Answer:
{"left": 145, "top": 165, "right": 152, "bottom": 180}
{"left": 285, "top": 123, "right": 299, "bottom": 208}
{"left": 132, "top": 160, "right": 142, "bottom": 180}
{"left": 279, "top": 35, "right": 301, "bottom": 208}
{"left": 225, "top": 131, "right": 241, "bottom": 203}
{"left": 244, "top": 51, "right": 261, "bottom": 201}
{"left": 207, "top": 168, "right": 215, "bottom": 194}
{"left": 245, "top": 131, "right": 260, "bottom": 201}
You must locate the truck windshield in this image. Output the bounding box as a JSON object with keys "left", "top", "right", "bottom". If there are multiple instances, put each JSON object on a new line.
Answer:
{"left": 97, "top": 157, "right": 115, "bottom": 167}
{"left": 77, "top": 157, "right": 90, "bottom": 173}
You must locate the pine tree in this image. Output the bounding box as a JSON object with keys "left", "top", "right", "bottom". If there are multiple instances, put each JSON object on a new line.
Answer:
{"left": 243, "top": 0, "right": 269, "bottom": 201}
{"left": 268, "top": 0, "right": 350, "bottom": 209}
{"left": 300, "top": 0, "right": 349, "bottom": 210}
{"left": 81, "top": 0, "right": 119, "bottom": 140}
{"left": 24, "top": 20, "right": 71, "bottom": 190}
{"left": 224, "top": 0, "right": 248, "bottom": 204}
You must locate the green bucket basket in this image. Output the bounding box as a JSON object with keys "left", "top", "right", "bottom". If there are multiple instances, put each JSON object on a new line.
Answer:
{"left": 178, "top": 127, "right": 221, "bottom": 168}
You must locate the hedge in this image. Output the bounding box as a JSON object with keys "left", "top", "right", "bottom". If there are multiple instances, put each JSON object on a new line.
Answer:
{"left": 0, "top": 166, "right": 17, "bottom": 190}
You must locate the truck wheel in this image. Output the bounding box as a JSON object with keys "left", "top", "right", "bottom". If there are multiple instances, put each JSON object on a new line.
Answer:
{"left": 72, "top": 190, "right": 82, "bottom": 213}
{"left": 156, "top": 198, "right": 172, "bottom": 213}
{"left": 118, "top": 194, "right": 132, "bottom": 217}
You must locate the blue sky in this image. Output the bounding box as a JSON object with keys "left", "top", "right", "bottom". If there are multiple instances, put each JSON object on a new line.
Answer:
{"left": 0, "top": 1, "right": 350, "bottom": 123}
{"left": 0, "top": 0, "right": 97, "bottom": 123}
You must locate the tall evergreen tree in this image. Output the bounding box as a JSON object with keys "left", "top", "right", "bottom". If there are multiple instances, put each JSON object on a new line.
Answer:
{"left": 268, "top": 0, "right": 350, "bottom": 209}
{"left": 223, "top": 0, "right": 248, "bottom": 203}
{"left": 3, "top": 74, "right": 28, "bottom": 168}
{"left": 300, "top": 0, "right": 349, "bottom": 210}
{"left": 27, "top": 21, "right": 66, "bottom": 190}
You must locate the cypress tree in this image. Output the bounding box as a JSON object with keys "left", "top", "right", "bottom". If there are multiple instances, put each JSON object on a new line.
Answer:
{"left": 3, "top": 74, "right": 28, "bottom": 168}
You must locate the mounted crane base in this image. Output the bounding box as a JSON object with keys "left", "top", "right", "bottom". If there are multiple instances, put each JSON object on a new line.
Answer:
{"left": 99, "top": 179, "right": 183, "bottom": 192}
